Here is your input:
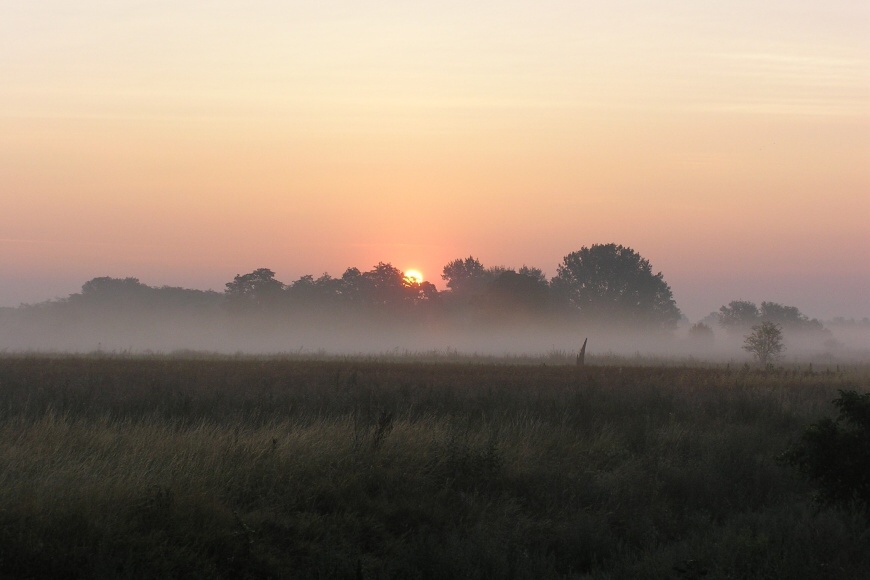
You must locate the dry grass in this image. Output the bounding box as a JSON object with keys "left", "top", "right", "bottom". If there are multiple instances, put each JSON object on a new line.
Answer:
{"left": 0, "top": 355, "right": 868, "bottom": 578}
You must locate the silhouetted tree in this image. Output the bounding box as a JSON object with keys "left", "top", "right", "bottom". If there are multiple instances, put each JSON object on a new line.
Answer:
{"left": 287, "top": 274, "right": 317, "bottom": 301}
{"left": 80, "top": 277, "right": 148, "bottom": 298}
{"left": 484, "top": 270, "right": 550, "bottom": 317}
{"left": 71, "top": 277, "right": 222, "bottom": 313}
{"left": 518, "top": 265, "right": 547, "bottom": 283}
{"left": 313, "top": 273, "right": 344, "bottom": 302}
{"left": 225, "top": 268, "right": 285, "bottom": 310}
{"left": 417, "top": 281, "right": 439, "bottom": 303}
{"left": 551, "top": 243, "right": 681, "bottom": 329}
{"left": 441, "top": 257, "right": 488, "bottom": 296}
{"left": 718, "top": 300, "right": 826, "bottom": 337}
{"left": 760, "top": 301, "right": 826, "bottom": 334}
{"left": 485, "top": 265, "right": 512, "bottom": 279}
{"left": 688, "top": 322, "right": 715, "bottom": 347}
{"left": 401, "top": 275, "right": 439, "bottom": 306}
{"left": 73, "top": 277, "right": 154, "bottom": 310}
{"left": 362, "top": 262, "right": 408, "bottom": 307}
{"left": 336, "top": 267, "right": 364, "bottom": 305}
{"left": 57, "top": 277, "right": 219, "bottom": 313}
{"left": 717, "top": 300, "right": 760, "bottom": 332}
{"left": 743, "top": 321, "right": 784, "bottom": 365}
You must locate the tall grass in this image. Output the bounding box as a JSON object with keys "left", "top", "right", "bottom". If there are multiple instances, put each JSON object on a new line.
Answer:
{"left": 0, "top": 356, "right": 868, "bottom": 578}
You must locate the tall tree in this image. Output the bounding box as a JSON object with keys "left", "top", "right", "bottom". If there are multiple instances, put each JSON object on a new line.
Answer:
{"left": 339, "top": 267, "right": 365, "bottom": 304}
{"left": 224, "top": 268, "right": 285, "bottom": 309}
{"left": 441, "top": 257, "right": 488, "bottom": 295}
{"left": 362, "top": 262, "right": 408, "bottom": 307}
{"left": 551, "top": 243, "right": 681, "bottom": 329}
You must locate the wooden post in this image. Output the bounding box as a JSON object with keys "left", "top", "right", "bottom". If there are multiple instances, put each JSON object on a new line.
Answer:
{"left": 576, "top": 337, "right": 587, "bottom": 366}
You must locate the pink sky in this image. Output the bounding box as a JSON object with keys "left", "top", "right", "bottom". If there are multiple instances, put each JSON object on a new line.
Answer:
{"left": 2, "top": 1, "right": 868, "bottom": 321}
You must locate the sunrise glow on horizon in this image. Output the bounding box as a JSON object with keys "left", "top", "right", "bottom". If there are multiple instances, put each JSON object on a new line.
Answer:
{"left": 404, "top": 270, "right": 424, "bottom": 285}
{"left": 2, "top": 1, "right": 868, "bottom": 321}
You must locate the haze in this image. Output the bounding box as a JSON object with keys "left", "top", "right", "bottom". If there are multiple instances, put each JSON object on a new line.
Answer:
{"left": 2, "top": 1, "right": 869, "bottom": 326}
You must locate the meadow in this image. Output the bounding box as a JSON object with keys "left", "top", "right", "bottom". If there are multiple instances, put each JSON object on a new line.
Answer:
{"left": 0, "top": 354, "right": 868, "bottom": 578}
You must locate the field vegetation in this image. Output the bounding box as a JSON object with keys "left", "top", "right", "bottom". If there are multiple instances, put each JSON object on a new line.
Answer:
{"left": 1, "top": 354, "right": 868, "bottom": 578}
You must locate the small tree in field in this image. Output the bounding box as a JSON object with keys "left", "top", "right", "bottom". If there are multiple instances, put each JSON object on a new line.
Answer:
{"left": 743, "top": 321, "right": 784, "bottom": 365}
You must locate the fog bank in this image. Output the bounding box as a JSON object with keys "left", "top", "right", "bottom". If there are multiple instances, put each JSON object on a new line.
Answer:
{"left": 1, "top": 302, "right": 866, "bottom": 363}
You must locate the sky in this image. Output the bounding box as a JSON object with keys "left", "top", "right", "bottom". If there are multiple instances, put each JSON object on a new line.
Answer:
{"left": 2, "top": 0, "right": 868, "bottom": 321}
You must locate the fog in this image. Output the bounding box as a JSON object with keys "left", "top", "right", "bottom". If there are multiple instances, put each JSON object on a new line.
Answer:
{"left": 2, "top": 259, "right": 867, "bottom": 362}
{"left": 1, "top": 298, "right": 867, "bottom": 364}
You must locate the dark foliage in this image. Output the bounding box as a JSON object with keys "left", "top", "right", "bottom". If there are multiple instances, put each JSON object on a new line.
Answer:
{"left": 718, "top": 300, "right": 827, "bottom": 336}
{"left": 782, "top": 390, "right": 870, "bottom": 516}
{"left": 225, "top": 268, "right": 285, "bottom": 311}
{"left": 551, "top": 243, "right": 681, "bottom": 329}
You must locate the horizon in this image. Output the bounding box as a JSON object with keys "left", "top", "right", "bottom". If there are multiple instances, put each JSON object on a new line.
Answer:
{"left": 1, "top": 253, "right": 867, "bottom": 324}
{"left": 3, "top": 2, "right": 868, "bottom": 323}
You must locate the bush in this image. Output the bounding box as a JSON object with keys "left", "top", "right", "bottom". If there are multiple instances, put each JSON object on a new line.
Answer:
{"left": 782, "top": 390, "right": 870, "bottom": 516}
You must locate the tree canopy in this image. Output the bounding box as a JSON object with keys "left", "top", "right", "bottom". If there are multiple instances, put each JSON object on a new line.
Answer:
{"left": 12, "top": 247, "right": 689, "bottom": 331}
{"left": 551, "top": 243, "right": 681, "bottom": 329}
{"left": 717, "top": 300, "right": 826, "bottom": 335}
{"left": 7, "top": 246, "right": 854, "bottom": 356}
{"left": 225, "top": 268, "right": 285, "bottom": 310}
{"left": 441, "top": 257, "right": 488, "bottom": 296}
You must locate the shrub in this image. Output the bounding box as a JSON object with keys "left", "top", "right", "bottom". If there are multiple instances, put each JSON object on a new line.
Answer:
{"left": 782, "top": 390, "right": 870, "bottom": 516}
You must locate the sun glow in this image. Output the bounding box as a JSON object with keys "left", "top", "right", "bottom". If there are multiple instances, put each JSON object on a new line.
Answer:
{"left": 404, "top": 269, "right": 424, "bottom": 284}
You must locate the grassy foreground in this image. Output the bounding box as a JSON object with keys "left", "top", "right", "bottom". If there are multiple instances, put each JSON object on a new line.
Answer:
{"left": 0, "top": 355, "right": 868, "bottom": 579}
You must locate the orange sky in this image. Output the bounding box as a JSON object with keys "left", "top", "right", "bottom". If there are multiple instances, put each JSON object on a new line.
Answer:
{"left": 2, "top": 1, "right": 869, "bottom": 320}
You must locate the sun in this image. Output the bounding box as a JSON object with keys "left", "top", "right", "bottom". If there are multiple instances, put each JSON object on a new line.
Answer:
{"left": 404, "top": 269, "right": 424, "bottom": 284}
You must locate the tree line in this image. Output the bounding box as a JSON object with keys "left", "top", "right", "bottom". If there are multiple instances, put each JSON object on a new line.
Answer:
{"left": 13, "top": 244, "right": 680, "bottom": 330}
{"left": 0, "top": 243, "right": 833, "bottom": 352}
{"left": 222, "top": 243, "right": 681, "bottom": 328}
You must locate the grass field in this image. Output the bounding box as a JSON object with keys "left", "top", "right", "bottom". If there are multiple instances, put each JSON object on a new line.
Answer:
{"left": 1, "top": 354, "right": 868, "bottom": 578}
